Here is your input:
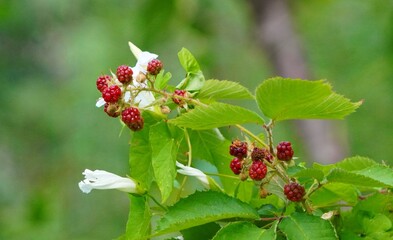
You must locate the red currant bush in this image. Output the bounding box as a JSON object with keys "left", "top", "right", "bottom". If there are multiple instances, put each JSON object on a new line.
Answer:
{"left": 276, "top": 141, "right": 294, "bottom": 161}
{"left": 284, "top": 182, "right": 305, "bottom": 202}
{"left": 121, "top": 107, "right": 144, "bottom": 131}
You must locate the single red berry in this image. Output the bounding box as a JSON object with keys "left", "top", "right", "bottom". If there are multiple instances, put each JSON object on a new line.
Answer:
{"left": 284, "top": 182, "right": 305, "bottom": 202}
{"left": 104, "top": 102, "right": 120, "bottom": 118}
{"left": 102, "top": 85, "right": 122, "bottom": 103}
{"left": 264, "top": 151, "right": 274, "bottom": 163}
{"left": 96, "top": 75, "right": 111, "bottom": 92}
{"left": 249, "top": 161, "right": 267, "bottom": 181}
{"left": 147, "top": 59, "right": 163, "bottom": 75}
{"left": 251, "top": 147, "right": 266, "bottom": 161}
{"left": 116, "top": 65, "right": 133, "bottom": 84}
{"left": 276, "top": 141, "right": 294, "bottom": 161}
{"left": 121, "top": 107, "right": 144, "bottom": 131}
{"left": 172, "top": 89, "right": 187, "bottom": 105}
{"left": 230, "top": 157, "right": 243, "bottom": 175}
{"left": 229, "top": 140, "right": 248, "bottom": 158}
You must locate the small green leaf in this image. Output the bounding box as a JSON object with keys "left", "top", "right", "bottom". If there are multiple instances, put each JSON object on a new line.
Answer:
{"left": 177, "top": 48, "right": 205, "bottom": 91}
{"left": 181, "top": 222, "right": 221, "bottom": 240}
{"left": 125, "top": 195, "right": 151, "bottom": 240}
{"left": 279, "top": 212, "right": 338, "bottom": 240}
{"left": 150, "top": 122, "right": 183, "bottom": 202}
{"left": 212, "top": 221, "right": 275, "bottom": 240}
{"left": 170, "top": 102, "right": 264, "bottom": 130}
{"left": 154, "top": 191, "right": 259, "bottom": 236}
{"left": 155, "top": 71, "right": 172, "bottom": 90}
{"left": 354, "top": 165, "right": 393, "bottom": 187}
{"left": 256, "top": 77, "right": 361, "bottom": 121}
{"left": 198, "top": 79, "right": 254, "bottom": 100}
{"left": 309, "top": 183, "right": 358, "bottom": 208}
{"left": 178, "top": 48, "right": 201, "bottom": 73}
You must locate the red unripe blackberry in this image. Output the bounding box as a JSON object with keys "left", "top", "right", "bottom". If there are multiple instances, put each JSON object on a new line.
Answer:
{"left": 102, "top": 85, "right": 122, "bottom": 103}
{"left": 276, "top": 141, "right": 294, "bottom": 161}
{"left": 121, "top": 107, "right": 144, "bottom": 131}
{"left": 251, "top": 147, "right": 267, "bottom": 161}
{"left": 104, "top": 102, "right": 120, "bottom": 118}
{"left": 147, "top": 59, "right": 163, "bottom": 75}
{"left": 248, "top": 161, "right": 267, "bottom": 181}
{"left": 116, "top": 65, "right": 133, "bottom": 84}
{"left": 229, "top": 157, "right": 243, "bottom": 175}
{"left": 96, "top": 75, "right": 111, "bottom": 92}
{"left": 172, "top": 89, "right": 187, "bottom": 105}
{"left": 284, "top": 182, "right": 305, "bottom": 202}
{"left": 229, "top": 140, "right": 248, "bottom": 158}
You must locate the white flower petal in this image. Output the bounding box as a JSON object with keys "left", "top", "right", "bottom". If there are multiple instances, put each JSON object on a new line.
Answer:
{"left": 135, "top": 91, "right": 155, "bottom": 109}
{"left": 78, "top": 169, "right": 140, "bottom": 194}
{"left": 124, "top": 91, "right": 131, "bottom": 102}
{"left": 96, "top": 98, "right": 106, "bottom": 107}
{"left": 176, "top": 162, "right": 210, "bottom": 189}
{"left": 128, "top": 41, "right": 142, "bottom": 59}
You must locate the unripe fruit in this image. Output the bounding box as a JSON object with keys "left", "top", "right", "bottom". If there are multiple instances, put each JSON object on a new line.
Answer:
{"left": 147, "top": 59, "right": 163, "bottom": 75}
{"left": 121, "top": 107, "right": 144, "bottom": 131}
{"left": 249, "top": 161, "right": 267, "bottom": 181}
{"left": 96, "top": 75, "right": 111, "bottom": 93}
{"left": 284, "top": 182, "right": 305, "bottom": 202}
{"left": 276, "top": 141, "right": 294, "bottom": 161}
{"left": 230, "top": 157, "right": 243, "bottom": 175}
{"left": 116, "top": 65, "right": 133, "bottom": 84}
{"left": 102, "top": 85, "right": 122, "bottom": 103}
{"left": 229, "top": 140, "right": 248, "bottom": 158}
{"left": 172, "top": 89, "right": 187, "bottom": 106}
{"left": 104, "top": 102, "right": 120, "bottom": 117}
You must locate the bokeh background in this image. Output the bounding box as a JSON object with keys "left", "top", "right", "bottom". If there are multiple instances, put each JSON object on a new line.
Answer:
{"left": 1, "top": 0, "right": 392, "bottom": 239}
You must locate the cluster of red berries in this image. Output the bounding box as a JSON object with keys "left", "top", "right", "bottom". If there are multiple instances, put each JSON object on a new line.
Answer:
{"left": 172, "top": 89, "right": 188, "bottom": 106}
{"left": 229, "top": 140, "right": 269, "bottom": 181}
{"left": 229, "top": 139, "right": 303, "bottom": 202}
{"left": 95, "top": 59, "right": 163, "bottom": 131}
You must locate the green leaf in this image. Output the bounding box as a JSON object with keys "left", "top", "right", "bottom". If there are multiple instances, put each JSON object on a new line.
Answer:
{"left": 255, "top": 77, "right": 362, "bottom": 121}
{"left": 212, "top": 221, "right": 276, "bottom": 240}
{"left": 170, "top": 102, "right": 264, "bottom": 130}
{"left": 129, "top": 111, "right": 162, "bottom": 189}
{"left": 326, "top": 167, "right": 393, "bottom": 188}
{"left": 309, "top": 183, "right": 358, "bottom": 208}
{"left": 279, "top": 212, "right": 338, "bottom": 240}
{"left": 154, "top": 191, "right": 259, "bottom": 236}
{"left": 325, "top": 169, "right": 387, "bottom": 187}
{"left": 150, "top": 122, "right": 183, "bottom": 202}
{"left": 313, "top": 156, "right": 377, "bottom": 175}
{"left": 181, "top": 222, "right": 221, "bottom": 240}
{"left": 198, "top": 79, "right": 254, "bottom": 100}
{"left": 125, "top": 195, "right": 151, "bottom": 240}
{"left": 178, "top": 48, "right": 201, "bottom": 73}
{"left": 177, "top": 48, "right": 205, "bottom": 91}
{"left": 291, "top": 168, "right": 324, "bottom": 182}
{"left": 155, "top": 71, "right": 172, "bottom": 90}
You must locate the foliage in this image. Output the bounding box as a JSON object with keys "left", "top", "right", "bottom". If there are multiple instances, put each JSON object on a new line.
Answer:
{"left": 83, "top": 45, "right": 393, "bottom": 240}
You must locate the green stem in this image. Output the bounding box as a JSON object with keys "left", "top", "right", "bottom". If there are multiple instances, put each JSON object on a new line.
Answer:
{"left": 176, "top": 129, "right": 193, "bottom": 201}
{"left": 205, "top": 172, "right": 241, "bottom": 180}
{"left": 235, "top": 124, "right": 268, "bottom": 148}
{"left": 301, "top": 200, "right": 313, "bottom": 214}
{"left": 146, "top": 193, "right": 168, "bottom": 211}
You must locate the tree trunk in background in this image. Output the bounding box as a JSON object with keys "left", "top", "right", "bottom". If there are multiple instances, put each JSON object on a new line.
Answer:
{"left": 250, "top": 0, "right": 347, "bottom": 163}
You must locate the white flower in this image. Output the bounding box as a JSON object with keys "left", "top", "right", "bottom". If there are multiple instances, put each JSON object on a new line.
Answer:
{"left": 176, "top": 162, "right": 210, "bottom": 189}
{"left": 78, "top": 169, "right": 145, "bottom": 194}
{"left": 96, "top": 97, "right": 106, "bottom": 107}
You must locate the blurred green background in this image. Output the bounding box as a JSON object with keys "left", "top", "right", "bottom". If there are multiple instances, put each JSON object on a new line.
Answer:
{"left": 1, "top": 0, "right": 392, "bottom": 239}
